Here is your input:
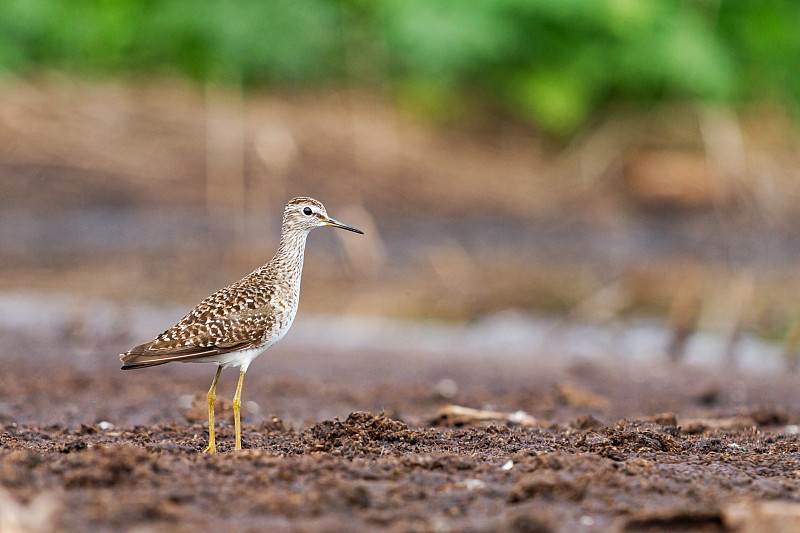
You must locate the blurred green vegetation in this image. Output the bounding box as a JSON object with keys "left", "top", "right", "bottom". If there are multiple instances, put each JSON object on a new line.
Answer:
{"left": 1, "top": 0, "right": 798, "bottom": 135}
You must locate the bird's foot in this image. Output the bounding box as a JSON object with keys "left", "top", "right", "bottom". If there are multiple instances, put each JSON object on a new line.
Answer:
{"left": 203, "top": 443, "right": 216, "bottom": 454}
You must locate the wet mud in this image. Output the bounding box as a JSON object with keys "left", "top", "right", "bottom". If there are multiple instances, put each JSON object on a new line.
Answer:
{"left": 3, "top": 332, "right": 800, "bottom": 532}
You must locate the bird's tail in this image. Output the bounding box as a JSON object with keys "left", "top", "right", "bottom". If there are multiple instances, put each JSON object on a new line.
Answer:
{"left": 120, "top": 345, "right": 175, "bottom": 369}
{"left": 120, "top": 354, "right": 173, "bottom": 370}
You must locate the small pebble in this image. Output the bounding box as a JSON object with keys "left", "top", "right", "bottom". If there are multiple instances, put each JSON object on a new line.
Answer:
{"left": 501, "top": 459, "right": 514, "bottom": 471}
{"left": 245, "top": 400, "right": 261, "bottom": 415}
{"left": 98, "top": 421, "right": 114, "bottom": 430}
{"left": 177, "top": 394, "right": 195, "bottom": 410}
{"left": 508, "top": 410, "right": 534, "bottom": 424}
{"left": 460, "top": 478, "right": 485, "bottom": 491}
{"left": 434, "top": 378, "right": 458, "bottom": 399}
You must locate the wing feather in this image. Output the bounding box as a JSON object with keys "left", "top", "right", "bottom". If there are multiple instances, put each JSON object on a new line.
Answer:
{"left": 120, "top": 294, "right": 282, "bottom": 369}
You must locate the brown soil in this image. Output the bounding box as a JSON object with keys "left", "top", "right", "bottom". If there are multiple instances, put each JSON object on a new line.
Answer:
{"left": 3, "top": 331, "right": 800, "bottom": 532}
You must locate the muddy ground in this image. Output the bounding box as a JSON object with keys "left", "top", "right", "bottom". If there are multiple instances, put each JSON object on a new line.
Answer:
{"left": 3, "top": 329, "right": 800, "bottom": 533}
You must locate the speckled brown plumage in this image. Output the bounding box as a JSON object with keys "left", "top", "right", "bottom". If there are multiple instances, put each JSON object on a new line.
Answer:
{"left": 120, "top": 197, "right": 363, "bottom": 370}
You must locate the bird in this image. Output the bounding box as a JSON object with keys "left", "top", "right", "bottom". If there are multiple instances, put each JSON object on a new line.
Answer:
{"left": 120, "top": 197, "right": 364, "bottom": 453}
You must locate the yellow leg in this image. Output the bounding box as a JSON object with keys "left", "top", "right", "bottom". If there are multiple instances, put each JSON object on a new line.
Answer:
{"left": 203, "top": 366, "right": 223, "bottom": 454}
{"left": 233, "top": 368, "right": 246, "bottom": 451}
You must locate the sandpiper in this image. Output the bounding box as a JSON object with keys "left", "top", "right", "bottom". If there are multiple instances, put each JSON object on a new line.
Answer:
{"left": 120, "top": 197, "right": 363, "bottom": 453}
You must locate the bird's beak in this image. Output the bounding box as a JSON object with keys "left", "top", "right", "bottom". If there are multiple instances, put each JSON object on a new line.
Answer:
{"left": 325, "top": 217, "right": 364, "bottom": 234}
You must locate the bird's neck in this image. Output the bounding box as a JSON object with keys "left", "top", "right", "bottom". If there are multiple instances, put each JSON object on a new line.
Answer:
{"left": 267, "top": 228, "right": 310, "bottom": 286}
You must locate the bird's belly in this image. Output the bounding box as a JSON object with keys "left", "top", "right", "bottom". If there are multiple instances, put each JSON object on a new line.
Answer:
{"left": 189, "top": 345, "right": 268, "bottom": 372}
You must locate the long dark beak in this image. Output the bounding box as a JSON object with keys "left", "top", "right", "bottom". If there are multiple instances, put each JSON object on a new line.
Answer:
{"left": 325, "top": 217, "right": 364, "bottom": 234}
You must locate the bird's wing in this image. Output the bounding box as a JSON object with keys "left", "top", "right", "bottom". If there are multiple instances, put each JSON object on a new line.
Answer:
{"left": 120, "top": 291, "right": 285, "bottom": 369}
{"left": 119, "top": 341, "right": 254, "bottom": 369}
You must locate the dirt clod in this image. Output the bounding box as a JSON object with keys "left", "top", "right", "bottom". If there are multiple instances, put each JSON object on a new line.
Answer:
{"left": 302, "top": 412, "right": 415, "bottom": 454}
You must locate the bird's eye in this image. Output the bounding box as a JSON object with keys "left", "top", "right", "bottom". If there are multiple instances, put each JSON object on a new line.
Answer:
{"left": 303, "top": 207, "right": 313, "bottom": 216}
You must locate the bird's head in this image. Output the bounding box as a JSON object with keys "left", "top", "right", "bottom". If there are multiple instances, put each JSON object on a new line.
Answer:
{"left": 283, "top": 197, "right": 364, "bottom": 235}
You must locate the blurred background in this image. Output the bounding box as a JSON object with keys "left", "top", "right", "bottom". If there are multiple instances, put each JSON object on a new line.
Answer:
{"left": 2, "top": 0, "right": 800, "bottom": 371}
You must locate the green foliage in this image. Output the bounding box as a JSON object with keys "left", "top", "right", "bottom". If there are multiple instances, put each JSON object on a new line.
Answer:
{"left": 379, "top": 0, "right": 737, "bottom": 134}
{"left": 0, "top": 0, "right": 797, "bottom": 135}
{"left": 0, "top": 0, "right": 347, "bottom": 83}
